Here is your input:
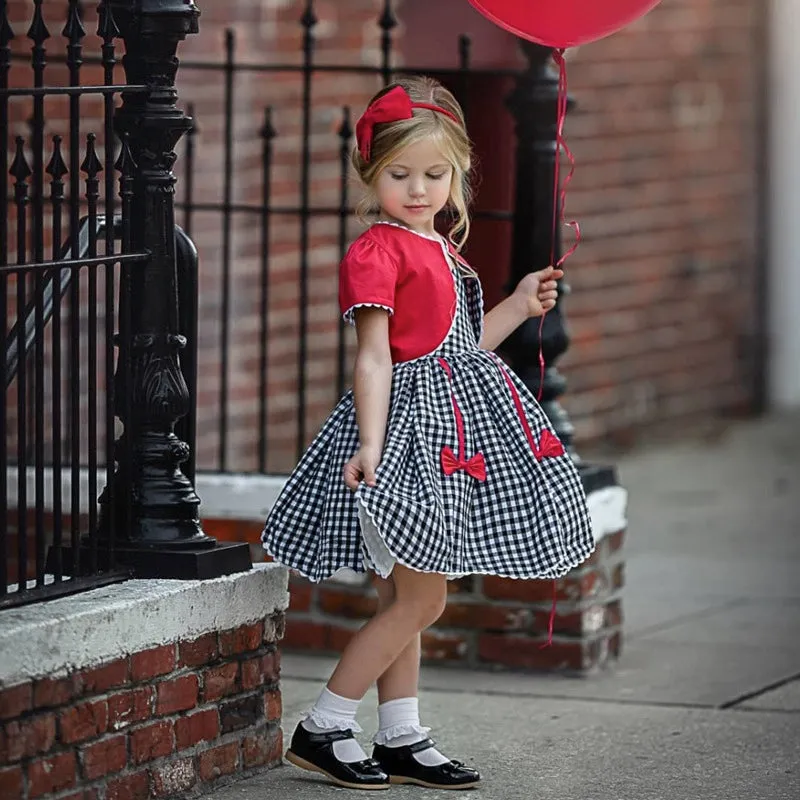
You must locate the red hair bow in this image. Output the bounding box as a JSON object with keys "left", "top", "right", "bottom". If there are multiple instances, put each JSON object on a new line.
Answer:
{"left": 355, "top": 86, "right": 460, "bottom": 162}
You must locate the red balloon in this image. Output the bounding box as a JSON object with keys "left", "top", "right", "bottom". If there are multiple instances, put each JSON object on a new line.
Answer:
{"left": 467, "top": 0, "right": 662, "bottom": 49}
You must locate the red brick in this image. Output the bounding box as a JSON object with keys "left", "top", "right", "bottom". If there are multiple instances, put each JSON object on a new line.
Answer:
{"left": 175, "top": 708, "right": 219, "bottom": 750}
{"left": 446, "top": 576, "right": 476, "bottom": 594}
{"left": 198, "top": 741, "right": 240, "bottom": 781}
{"left": 156, "top": 674, "right": 199, "bottom": 716}
{"left": 611, "top": 562, "right": 625, "bottom": 590}
{"left": 108, "top": 687, "right": 154, "bottom": 731}
{"left": 130, "top": 645, "right": 176, "bottom": 682}
{"left": 0, "top": 683, "right": 32, "bottom": 720}
{"left": 607, "top": 529, "right": 626, "bottom": 553}
{"left": 318, "top": 588, "right": 378, "bottom": 619}
{"left": 219, "top": 621, "right": 265, "bottom": 656}
{"left": 106, "top": 770, "right": 150, "bottom": 800}
{"left": 262, "top": 650, "right": 281, "bottom": 685}
{"left": 28, "top": 751, "right": 76, "bottom": 798}
{"left": 289, "top": 580, "right": 313, "bottom": 612}
{"left": 80, "top": 659, "right": 129, "bottom": 694}
{"left": 33, "top": 677, "right": 77, "bottom": 709}
{"left": 130, "top": 720, "right": 174, "bottom": 764}
{"left": 482, "top": 577, "right": 558, "bottom": 604}
{"left": 438, "top": 601, "right": 534, "bottom": 631}
{"left": 202, "top": 662, "right": 240, "bottom": 702}
{"left": 606, "top": 600, "right": 623, "bottom": 628}
{"left": 558, "top": 570, "right": 609, "bottom": 603}
{"left": 264, "top": 689, "right": 282, "bottom": 722}
{"left": 152, "top": 757, "right": 197, "bottom": 796}
{"left": 421, "top": 631, "right": 469, "bottom": 662}
{"left": 220, "top": 694, "right": 263, "bottom": 733}
{"left": 60, "top": 700, "right": 109, "bottom": 744}
{"left": 241, "top": 657, "right": 263, "bottom": 690}
{"left": 80, "top": 734, "right": 127, "bottom": 780}
{"left": 478, "top": 634, "right": 585, "bottom": 671}
{"left": 0, "top": 714, "right": 56, "bottom": 761}
{"left": 283, "top": 619, "right": 340, "bottom": 650}
{"left": 179, "top": 633, "right": 218, "bottom": 667}
{"left": 0, "top": 765, "right": 23, "bottom": 800}
{"left": 243, "top": 724, "right": 283, "bottom": 769}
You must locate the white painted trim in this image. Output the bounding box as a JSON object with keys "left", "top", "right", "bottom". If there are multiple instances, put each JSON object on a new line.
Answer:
{"left": 0, "top": 563, "right": 289, "bottom": 688}
{"left": 5, "top": 466, "right": 289, "bottom": 521}
{"left": 585, "top": 485, "right": 628, "bottom": 543}
{"left": 769, "top": 0, "right": 800, "bottom": 407}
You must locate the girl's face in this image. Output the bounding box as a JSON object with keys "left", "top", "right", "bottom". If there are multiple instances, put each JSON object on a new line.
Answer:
{"left": 374, "top": 138, "right": 453, "bottom": 235}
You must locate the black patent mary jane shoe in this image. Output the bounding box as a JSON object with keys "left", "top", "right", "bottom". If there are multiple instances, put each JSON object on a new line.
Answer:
{"left": 285, "top": 723, "right": 390, "bottom": 791}
{"left": 373, "top": 737, "right": 481, "bottom": 790}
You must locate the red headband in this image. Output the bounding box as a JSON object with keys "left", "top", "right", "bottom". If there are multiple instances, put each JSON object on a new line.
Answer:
{"left": 355, "top": 86, "right": 461, "bottom": 162}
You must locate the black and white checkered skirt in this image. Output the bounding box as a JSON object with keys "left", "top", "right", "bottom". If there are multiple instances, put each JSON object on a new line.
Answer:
{"left": 262, "top": 264, "right": 594, "bottom": 582}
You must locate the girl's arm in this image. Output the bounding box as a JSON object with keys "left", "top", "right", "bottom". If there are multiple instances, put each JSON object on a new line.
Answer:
{"left": 480, "top": 266, "right": 562, "bottom": 351}
{"left": 480, "top": 293, "right": 529, "bottom": 352}
{"left": 352, "top": 306, "right": 393, "bottom": 456}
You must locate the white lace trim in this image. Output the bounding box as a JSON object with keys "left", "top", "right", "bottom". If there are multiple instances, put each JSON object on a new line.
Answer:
{"left": 300, "top": 709, "right": 364, "bottom": 734}
{"left": 373, "top": 219, "right": 441, "bottom": 241}
{"left": 372, "top": 724, "right": 431, "bottom": 746}
{"left": 342, "top": 302, "right": 394, "bottom": 327}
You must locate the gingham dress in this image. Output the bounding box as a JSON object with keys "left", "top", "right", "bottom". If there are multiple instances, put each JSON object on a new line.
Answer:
{"left": 261, "top": 237, "right": 594, "bottom": 583}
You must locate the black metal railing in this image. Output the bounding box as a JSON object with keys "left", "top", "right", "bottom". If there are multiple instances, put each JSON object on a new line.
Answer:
{"left": 174, "top": 1, "right": 529, "bottom": 474}
{"left": 1, "top": 0, "right": 152, "bottom": 609}
{"left": 2, "top": 1, "right": 249, "bottom": 610}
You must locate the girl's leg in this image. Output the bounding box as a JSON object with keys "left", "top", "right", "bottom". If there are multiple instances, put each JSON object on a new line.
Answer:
{"left": 370, "top": 574, "right": 450, "bottom": 769}
{"left": 327, "top": 564, "right": 447, "bottom": 700}
{"left": 371, "top": 573, "right": 421, "bottom": 703}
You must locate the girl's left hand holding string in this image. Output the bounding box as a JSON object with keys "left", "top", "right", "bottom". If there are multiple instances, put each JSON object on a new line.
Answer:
{"left": 513, "top": 266, "right": 564, "bottom": 318}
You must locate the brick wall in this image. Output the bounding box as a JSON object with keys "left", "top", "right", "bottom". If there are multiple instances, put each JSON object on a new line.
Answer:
{"left": 4, "top": 0, "right": 764, "bottom": 475}
{"left": 0, "top": 613, "right": 285, "bottom": 800}
{"left": 202, "top": 516, "right": 625, "bottom": 673}
{"left": 553, "top": 0, "right": 762, "bottom": 443}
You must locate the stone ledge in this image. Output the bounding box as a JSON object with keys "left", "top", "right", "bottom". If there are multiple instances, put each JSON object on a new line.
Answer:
{"left": 0, "top": 564, "right": 289, "bottom": 689}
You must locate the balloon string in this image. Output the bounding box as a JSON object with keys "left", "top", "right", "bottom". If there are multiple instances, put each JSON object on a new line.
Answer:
{"left": 537, "top": 48, "right": 581, "bottom": 404}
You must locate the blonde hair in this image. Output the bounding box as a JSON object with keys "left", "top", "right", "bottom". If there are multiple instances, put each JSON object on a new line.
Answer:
{"left": 352, "top": 76, "right": 475, "bottom": 268}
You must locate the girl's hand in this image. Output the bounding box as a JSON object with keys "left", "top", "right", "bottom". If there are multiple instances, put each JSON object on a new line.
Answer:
{"left": 513, "top": 266, "right": 564, "bottom": 318}
{"left": 343, "top": 445, "right": 382, "bottom": 492}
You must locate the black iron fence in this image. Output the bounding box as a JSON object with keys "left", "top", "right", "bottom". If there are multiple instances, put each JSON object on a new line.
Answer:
{"left": 1, "top": 0, "right": 148, "bottom": 607}
{"left": 2, "top": 1, "right": 250, "bottom": 610}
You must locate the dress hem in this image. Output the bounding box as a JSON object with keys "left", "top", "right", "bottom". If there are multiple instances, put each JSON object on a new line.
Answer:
{"left": 265, "top": 535, "right": 596, "bottom": 586}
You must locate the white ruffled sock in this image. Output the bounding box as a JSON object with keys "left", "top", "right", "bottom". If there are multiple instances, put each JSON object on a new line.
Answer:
{"left": 375, "top": 697, "right": 450, "bottom": 767}
{"left": 301, "top": 687, "right": 368, "bottom": 763}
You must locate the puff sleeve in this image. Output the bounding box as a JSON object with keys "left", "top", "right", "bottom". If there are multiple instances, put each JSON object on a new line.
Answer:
{"left": 338, "top": 237, "right": 399, "bottom": 326}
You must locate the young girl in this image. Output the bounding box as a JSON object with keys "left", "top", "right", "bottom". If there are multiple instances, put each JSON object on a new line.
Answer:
{"left": 262, "top": 76, "right": 594, "bottom": 791}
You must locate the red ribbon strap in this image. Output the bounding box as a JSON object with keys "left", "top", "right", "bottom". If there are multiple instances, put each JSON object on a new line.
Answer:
{"left": 438, "top": 357, "right": 487, "bottom": 482}
{"left": 355, "top": 86, "right": 461, "bottom": 162}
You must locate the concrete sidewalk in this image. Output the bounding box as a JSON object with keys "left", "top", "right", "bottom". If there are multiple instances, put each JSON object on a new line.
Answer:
{"left": 215, "top": 413, "right": 800, "bottom": 799}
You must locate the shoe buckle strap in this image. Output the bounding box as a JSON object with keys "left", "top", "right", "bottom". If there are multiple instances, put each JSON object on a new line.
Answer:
{"left": 407, "top": 737, "right": 437, "bottom": 754}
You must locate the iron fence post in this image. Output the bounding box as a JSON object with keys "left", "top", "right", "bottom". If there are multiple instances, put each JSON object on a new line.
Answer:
{"left": 505, "top": 41, "right": 618, "bottom": 498}
{"left": 505, "top": 41, "right": 577, "bottom": 457}
{"left": 100, "top": 0, "right": 212, "bottom": 549}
